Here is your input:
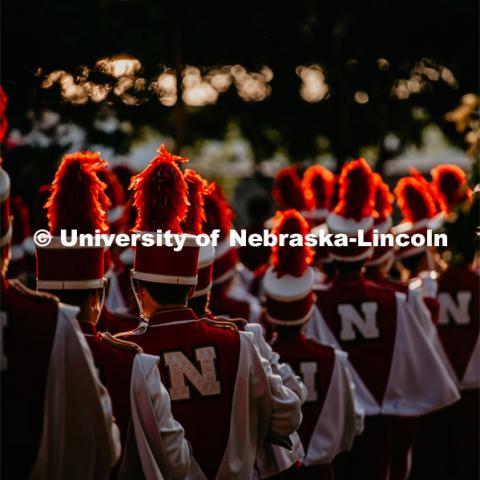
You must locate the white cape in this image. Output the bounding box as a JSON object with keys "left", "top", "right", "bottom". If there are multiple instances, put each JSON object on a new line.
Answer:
{"left": 306, "top": 296, "right": 460, "bottom": 416}
{"left": 31, "top": 304, "right": 121, "bottom": 480}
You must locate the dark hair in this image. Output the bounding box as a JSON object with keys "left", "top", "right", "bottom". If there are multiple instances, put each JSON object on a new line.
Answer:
{"left": 321, "top": 260, "right": 337, "bottom": 281}
{"left": 138, "top": 281, "right": 192, "bottom": 305}
{"left": 334, "top": 260, "right": 364, "bottom": 275}
{"left": 49, "top": 288, "right": 100, "bottom": 309}
{"left": 246, "top": 194, "right": 272, "bottom": 224}
{"left": 276, "top": 324, "right": 303, "bottom": 336}
{"left": 48, "top": 288, "right": 102, "bottom": 322}
{"left": 188, "top": 293, "right": 211, "bottom": 317}
{"left": 399, "top": 251, "right": 425, "bottom": 275}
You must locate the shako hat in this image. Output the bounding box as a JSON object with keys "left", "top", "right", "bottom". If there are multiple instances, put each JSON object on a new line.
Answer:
{"left": 182, "top": 168, "right": 215, "bottom": 297}
{"left": 393, "top": 176, "right": 437, "bottom": 259}
{"left": 37, "top": 151, "right": 109, "bottom": 290}
{"left": 264, "top": 209, "right": 315, "bottom": 325}
{"left": 431, "top": 164, "right": 472, "bottom": 216}
{"left": 326, "top": 158, "right": 376, "bottom": 262}
{"left": 302, "top": 165, "right": 336, "bottom": 225}
{"left": 129, "top": 145, "right": 199, "bottom": 286}
{"left": 203, "top": 182, "right": 238, "bottom": 286}
{"left": 366, "top": 173, "right": 395, "bottom": 267}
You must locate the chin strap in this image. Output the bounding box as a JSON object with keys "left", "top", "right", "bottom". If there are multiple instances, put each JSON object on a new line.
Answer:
{"left": 99, "top": 280, "right": 107, "bottom": 313}
{"left": 115, "top": 270, "right": 150, "bottom": 338}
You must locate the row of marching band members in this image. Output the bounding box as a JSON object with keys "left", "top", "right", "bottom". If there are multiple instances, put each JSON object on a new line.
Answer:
{"left": 1, "top": 147, "right": 304, "bottom": 480}
{"left": 1, "top": 124, "right": 478, "bottom": 478}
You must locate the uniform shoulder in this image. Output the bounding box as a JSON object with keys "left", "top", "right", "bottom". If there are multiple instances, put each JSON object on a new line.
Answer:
{"left": 201, "top": 316, "right": 239, "bottom": 332}
{"left": 98, "top": 307, "right": 138, "bottom": 334}
{"left": 215, "top": 315, "right": 248, "bottom": 328}
{"left": 9, "top": 279, "right": 59, "bottom": 304}
{"left": 100, "top": 331, "right": 143, "bottom": 353}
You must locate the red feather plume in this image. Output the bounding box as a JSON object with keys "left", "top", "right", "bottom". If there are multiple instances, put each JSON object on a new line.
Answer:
{"left": 373, "top": 173, "right": 394, "bottom": 223}
{"left": 394, "top": 177, "right": 436, "bottom": 223}
{"left": 271, "top": 209, "right": 314, "bottom": 277}
{"left": 46, "top": 151, "right": 110, "bottom": 235}
{"left": 203, "top": 182, "right": 234, "bottom": 240}
{"left": 431, "top": 164, "right": 472, "bottom": 214}
{"left": 408, "top": 167, "right": 442, "bottom": 213}
{"left": 301, "top": 165, "right": 336, "bottom": 210}
{"left": 272, "top": 167, "right": 307, "bottom": 211}
{"left": 334, "top": 158, "right": 376, "bottom": 221}
{"left": 129, "top": 145, "right": 188, "bottom": 233}
{"left": 181, "top": 169, "right": 213, "bottom": 235}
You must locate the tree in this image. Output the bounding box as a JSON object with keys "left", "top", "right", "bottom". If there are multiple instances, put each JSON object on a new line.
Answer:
{"left": 2, "top": 0, "right": 478, "bottom": 172}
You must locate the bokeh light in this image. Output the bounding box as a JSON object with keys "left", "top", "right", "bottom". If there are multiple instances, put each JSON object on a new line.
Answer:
{"left": 354, "top": 91, "right": 369, "bottom": 104}
{"left": 296, "top": 65, "right": 330, "bottom": 103}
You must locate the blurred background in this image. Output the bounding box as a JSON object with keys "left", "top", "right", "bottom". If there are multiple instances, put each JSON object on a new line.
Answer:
{"left": 2, "top": 0, "right": 479, "bottom": 224}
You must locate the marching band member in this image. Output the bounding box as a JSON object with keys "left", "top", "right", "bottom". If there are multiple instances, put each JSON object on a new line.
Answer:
{"left": 411, "top": 165, "right": 478, "bottom": 480}
{"left": 301, "top": 165, "right": 336, "bottom": 227}
{"left": 181, "top": 168, "right": 216, "bottom": 319}
{"left": 393, "top": 175, "right": 443, "bottom": 327}
{"left": 302, "top": 165, "right": 337, "bottom": 288}
{"left": 36, "top": 151, "right": 191, "bottom": 479}
{"left": 365, "top": 173, "right": 442, "bottom": 480}
{"left": 182, "top": 168, "right": 308, "bottom": 479}
{"left": 305, "top": 158, "right": 460, "bottom": 480}
{"left": 0, "top": 85, "right": 122, "bottom": 480}
{"left": 204, "top": 182, "right": 262, "bottom": 324}
{"left": 98, "top": 168, "right": 131, "bottom": 313}
{"left": 267, "top": 209, "right": 363, "bottom": 479}
{"left": 1, "top": 162, "right": 122, "bottom": 480}
{"left": 118, "top": 146, "right": 302, "bottom": 479}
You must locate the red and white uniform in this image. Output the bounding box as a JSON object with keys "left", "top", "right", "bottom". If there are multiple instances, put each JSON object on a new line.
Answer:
{"left": 0, "top": 278, "right": 121, "bottom": 480}
{"left": 366, "top": 269, "right": 449, "bottom": 365}
{"left": 305, "top": 274, "right": 459, "bottom": 479}
{"left": 226, "top": 320, "right": 307, "bottom": 479}
{"left": 407, "top": 271, "right": 440, "bottom": 327}
{"left": 436, "top": 265, "right": 479, "bottom": 389}
{"left": 306, "top": 274, "right": 459, "bottom": 417}
{"left": 272, "top": 331, "right": 363, "bottom": 474}
{"left": 410, "top": 265, "right": 479, "bottom": 480}
{"left": 364, "top": 269, "right": 450, "bottom": 480}
{"left": 211, "top": 275, "right": 262, "bottom": 325}
{"left": 118, "top": 307, "right": 302, "bottom": 480}
{"left": 81, "top": 322, "right": 191, "bottom": 479}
